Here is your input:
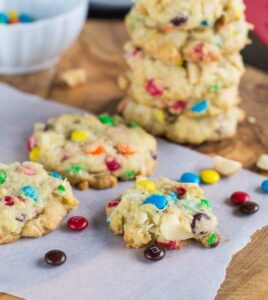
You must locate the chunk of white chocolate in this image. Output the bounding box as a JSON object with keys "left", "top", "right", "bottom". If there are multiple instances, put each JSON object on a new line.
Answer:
{"left": 212, "top": 155, "right": 242, "bottom": 177}
{"left": 59, "top": 68, "right": 87, "bottom": 87}
{"left": 256, "top": 154, "right": 268, "bottom": 171}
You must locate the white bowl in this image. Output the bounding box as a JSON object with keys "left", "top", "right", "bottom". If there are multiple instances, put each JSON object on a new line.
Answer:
{"left": 0, "top": 0, "right": 89, "bottom": 75}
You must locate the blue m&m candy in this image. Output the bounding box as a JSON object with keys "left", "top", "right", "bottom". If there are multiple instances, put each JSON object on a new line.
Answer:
{"left": 0, "top": 13, "right": 8, "bottom": 24}
{"left": 49, "top": 171, "right": 62, "bottom": 180}
{"left": 21, "top": 185, "right": 39, "bottom": 201}
{"left": 180, "top": 172, "right": 200, "bottom": 185}
{"left": 191, "top": 100, "right": 208, "bottom": 113}
{"left": 19, "top": 13, "right": 34, "bottom": 23}
{"left": 144, "top": 194, "right": 168, "bottom": 210}
{"left": 168, "top": 192, "right": 177, "bottom": 201}
{"left": 261, "top": 179, "right": 268, "bottom": 193}
{"left": 200, "top": 20, "right": 209, "bottom": 27}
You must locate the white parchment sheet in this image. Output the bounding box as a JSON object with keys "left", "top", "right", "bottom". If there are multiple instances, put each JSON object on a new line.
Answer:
{"left": 0, "top": 84, "right": 267, "bottom": 300}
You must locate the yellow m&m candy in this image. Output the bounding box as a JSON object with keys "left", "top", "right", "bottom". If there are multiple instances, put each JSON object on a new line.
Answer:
{"left": 29, "top": 147, "right": 40, "bottom": 161}
{"left": 200, "top": 169, "right": 221, "bottom": 184}
{"left": 71, "top": 130, "right": 88, "bottom": 142}
{"left": 154, "top": 109, "right": 166, "bottom": 125}
{"left": 136, "top": 180, "right": 156, "bottom": 194}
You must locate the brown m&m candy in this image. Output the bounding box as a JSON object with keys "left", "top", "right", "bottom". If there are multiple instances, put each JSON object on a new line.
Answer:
{"left": 44, "top": 250, "right": 67, "bottom": 266}
{"left": 239, "top": 202, "right": 259, "bottom": 215}
{"left": 144, "top": 244, "right": 166, "bottom": 262}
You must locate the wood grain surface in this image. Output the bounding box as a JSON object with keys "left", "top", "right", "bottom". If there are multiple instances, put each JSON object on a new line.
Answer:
{"left": 0, "top": 20, "right": 268, "bottom": 300}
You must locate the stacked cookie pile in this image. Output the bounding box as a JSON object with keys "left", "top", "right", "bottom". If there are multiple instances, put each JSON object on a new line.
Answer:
{"left": 119, "top": 0, "right": 251, "bottom": 144}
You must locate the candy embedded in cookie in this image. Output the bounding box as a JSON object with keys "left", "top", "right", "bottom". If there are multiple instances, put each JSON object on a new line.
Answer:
{"left": 28, "top": 114, "right": 157, "bottom": 190}
{"left": 106, "top": 177, "right": 220, "bottom": 249}
{"left": 0, "top": 161, "right": 78, "bottom": 244}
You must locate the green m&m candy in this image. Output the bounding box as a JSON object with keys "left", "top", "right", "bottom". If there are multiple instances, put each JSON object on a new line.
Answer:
{"left": 0, "top": 170, "right": 6, "bottom": 184}
{"left": 129, "top": 120, "right": 140, "bottom": 128}
{"left": 121, "top": 171, "right": 136, "bottom": 180}
{"left": 207, "top": 233, "right": 220, "bottom": 248}
{"left": 98, "top": 113, "right": 116, "bottom": 126}
{"left": 70, "top": 165, "right": 83, "bottom": 173}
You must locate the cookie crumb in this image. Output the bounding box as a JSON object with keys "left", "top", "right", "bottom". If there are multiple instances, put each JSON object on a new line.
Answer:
{"left": 256, "top": 154, "right": 268, "bottom": 171}
{"left": 59, "top": 68, "right": 87, "bottom": 88}
{"left": 247, "top": 116, "right": 256, "bottom": 124}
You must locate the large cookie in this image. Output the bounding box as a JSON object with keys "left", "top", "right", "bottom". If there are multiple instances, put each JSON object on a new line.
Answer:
{"left": 134, "top": 0, "right": 245, "bottom": 30}
{"left": 121, "top": 44, "right": 244, "bottom": 103}
{"left": 28, "top": 114, "right": 157, "bottom": 190}
{"left": 120, "top": 98, "right": 245, "bottom": 144}
{"left": 126, "top": 11, "right": 251, "bottom": 65}
{"left": 106, "top": 177, "right": 220, "bottom": 249}
{"left": 119, "top": 79, "right": 241, "bottom": 118}
{"left": 0, "top": 161, "right": 78, "bottom": 244}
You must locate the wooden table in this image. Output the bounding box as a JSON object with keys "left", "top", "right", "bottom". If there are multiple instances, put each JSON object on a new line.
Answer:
{"left": 0, "top": 20, "right": 268, "bottom": 300}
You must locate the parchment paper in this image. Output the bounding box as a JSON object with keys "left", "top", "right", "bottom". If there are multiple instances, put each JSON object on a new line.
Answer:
{"left": 0, "top": 84, "right": 267, "bottom": 300}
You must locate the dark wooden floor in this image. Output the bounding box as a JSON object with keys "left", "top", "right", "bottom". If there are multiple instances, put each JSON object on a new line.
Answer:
{"left": 88, "top": 6, "right": 268, "bottom": 73}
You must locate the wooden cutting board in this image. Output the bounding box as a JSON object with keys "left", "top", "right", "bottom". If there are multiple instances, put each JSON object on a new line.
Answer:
{"left": 0, "top": 20, "right": 268, "bottom": 300}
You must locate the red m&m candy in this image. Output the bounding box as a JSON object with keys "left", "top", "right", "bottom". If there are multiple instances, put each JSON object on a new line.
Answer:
{"left": 105, "top": 157, "right": 121, "bottom": 172}
{"left": 106, "top": 199, "right": 121, "bottom": 208}
{"left": 67, "top": 216, "right": 89, "bottom": 231}
{"left": 230, "top": 191, "right": 250, "bottom": 206}
{"left": 177, "top": 187, "right": 187, "bottom": 197}
{"left": 27, "top": 136, "right": 36, "bottom": 151}
{"left": 146, "top": 79, "right": 164, "bottom": 97}
{"left": 2, "top": 195, "right": 15, "bottom": 206}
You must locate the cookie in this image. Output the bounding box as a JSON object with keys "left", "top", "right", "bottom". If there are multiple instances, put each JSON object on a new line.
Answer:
{"left": 119, "top": 77, "right": 241, "bottom": 118}
{"left": 28, "top": 114, "right": 157, "bottom": 190}
{"left": 0, "top": 161, "right": 78, "bottom": 244}
{"left": 122, "top": 44, "right": 244, "bottom": 103}
{"left": 106, "top": 177, "right": 220, "bottom": 249}
{"left": 126, "top": 11, "right": 251, "bottom": 64}
{"left": 133, "top": 0, "right": 245, "bottom": 30}
{"left": 120, "top": 98, "right": 245, "bottom": 144}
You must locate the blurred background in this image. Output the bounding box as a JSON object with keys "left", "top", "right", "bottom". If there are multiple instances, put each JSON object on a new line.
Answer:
{"left": 89, "top": 0, "right": 268, "bottom": 72}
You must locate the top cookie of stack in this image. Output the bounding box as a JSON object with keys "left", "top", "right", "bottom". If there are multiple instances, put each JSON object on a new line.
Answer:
{"left": 119, "top": 0, "right": 251, "bottom": 144}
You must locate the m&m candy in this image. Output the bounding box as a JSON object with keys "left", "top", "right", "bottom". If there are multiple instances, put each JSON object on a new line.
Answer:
{"left": 0, "top": 170, "right": 6, "bottom": 184}
{"left": 176, "top": 187, "right": 187, "bottom": 197}
{"left": 44, "top": 250, "right": 66, "bottom": 266}
{"left": 144, "top": 194, "right": 168, "bottom": 210}
{"left": 2, "top": 196, "right": 15, "bottom": 206}
{"left": 200, "top": 169, "right": 221, "bottom": 184}
{"left": 121, "top": 170, "right": 136, "bottom": 180}
{"left": 168, "top": 192, "right": 177, "bottom": 200}
{"left": 144, "top": 244, "right": 166, "bottom": 261}
{"left": 146, "top": 79, "right": 164, "bottom": 97}
{"left": 29, "top": 147, "right": 40, "bottom": 161}
{"left": 21, "top": 185, "right": 39, "bottom": 201}
{"left": 105, "top": 157, "right": 121, "bottom": 172}
{"left": 70, "top": 165, "right": 83, "bottom": 173}
{"left": 261, "top": 179, "right": 268, "bottom": 193}
{"left": 19, "top": 13, "right": 34, "bottom": 23}
{"left": 200, "top": 20, "right": 209, "bottom": 27}
{"left": 136, "top": 180, "right": 156, "bottom": 193}
{"left": 191, "top": 100, "right": 208, "bottom": 113}
{"left": 71, "top": 130, "right": 88, "bottom": 142}
{"left": 180, "top": 172, "right": 200, "bottom": 185}
{"left": 49, "top": 172, "right": 62, "bottom": 180}
{"left": 98, "top": 113, "right": 116, "bottom": 126}
{"left": 239, "top": 202, "right": 259, "bottom": 215}
{"left": 230, "top": 191, "right": 250, "bottom": 205}
{"left": 106, "top": 199, "right": 121, "bottom": 208}
{"left": 0, "top": 13, "right": 8, "bottom": 24}
{"left": 67, "top": 216, "right": 89, "bottom": 231}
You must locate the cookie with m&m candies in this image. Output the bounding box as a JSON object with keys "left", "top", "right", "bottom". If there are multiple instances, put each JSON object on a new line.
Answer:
{"left": 0, "top": 161, "right": 78, "bottom": 244}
